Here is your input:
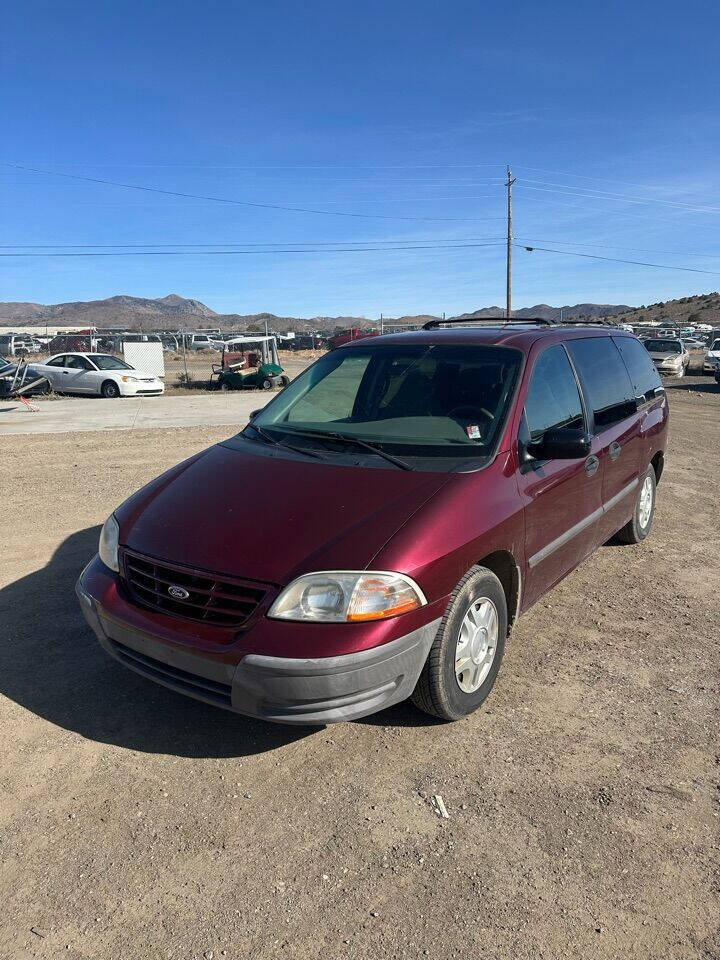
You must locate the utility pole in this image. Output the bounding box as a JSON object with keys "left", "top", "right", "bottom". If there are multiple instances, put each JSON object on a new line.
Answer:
{"left": 380, "top": 313, "right": 384, "bottom": 334}
{"left": 506, "top": 165, "right": 516, "bottom": 318}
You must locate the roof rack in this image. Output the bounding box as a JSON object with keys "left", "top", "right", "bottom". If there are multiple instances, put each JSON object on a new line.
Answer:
{"left": 422, "top": 316, "right": 554, "bottom": 330}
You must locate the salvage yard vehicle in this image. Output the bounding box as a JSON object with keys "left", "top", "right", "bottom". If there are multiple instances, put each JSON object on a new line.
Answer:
{"left": 0, "top": 356, "right": 50, "bottom": 397}
{"left": 77, "top": 320, "right": 668, "bottom": 724}
{"left": 217, "top": 362, "right": 289, "bottom": 391}
{"left": 643, "top": 337, "right": 689, "bottom": 377}
{"left": 34, "top": 352, "right": 164, "bottom": 398}
{"left": 703, "top": 335, "right": 720, "bottom": 374}
{"left": 212, "top": 335, "right": 289, "bottom": 391}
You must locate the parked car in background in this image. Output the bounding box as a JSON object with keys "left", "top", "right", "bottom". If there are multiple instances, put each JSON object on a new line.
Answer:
{"left": 0, "top": 334, "right": 37, "bottom": 357}
{"left": 33, "top": 352, "right": 164, "bottom": 397}
{"left": 183, "top": 333, "right": 215, "bottom": 351}
{"left": 702, "top": 335, "right": 720, "bottom": 374}
{"left": 643, "top": 338, "right": 689, "bottom": 377}
{"left": 77, "top": 321, "right": 667, "bottom": 725}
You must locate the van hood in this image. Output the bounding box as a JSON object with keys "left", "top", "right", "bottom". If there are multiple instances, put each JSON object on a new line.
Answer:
{"left": 115, "top": 439, "right": 450, "bottom": 585}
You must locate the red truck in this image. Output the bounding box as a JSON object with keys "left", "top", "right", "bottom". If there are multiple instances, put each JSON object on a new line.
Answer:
{"left": 328, "top": 327, "right": 379, "bottom": 350}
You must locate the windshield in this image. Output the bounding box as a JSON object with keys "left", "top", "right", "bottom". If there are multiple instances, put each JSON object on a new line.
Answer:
{"left": 251, "top": 343, "right": 522, "bottom": 460}
{"left": 644, "top": 339, "right": 681, "bottom": 353}
{"left": 91, "top": 355, "right": 133, "bottom": 370}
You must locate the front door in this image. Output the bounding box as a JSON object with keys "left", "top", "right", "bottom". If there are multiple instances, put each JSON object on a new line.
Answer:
{"left": 516, "top": 343, "right": 603, "bottom": 609}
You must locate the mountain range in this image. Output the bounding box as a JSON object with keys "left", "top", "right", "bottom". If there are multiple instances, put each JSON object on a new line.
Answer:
{"left": 0, "top": 293, "right": 636, "bottom": 332}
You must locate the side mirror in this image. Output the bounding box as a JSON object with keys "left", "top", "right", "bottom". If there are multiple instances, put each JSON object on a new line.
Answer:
{"left": 526, "top": 427, "right": 591, "bottom": 461}
{"left": 249, "top": 408, "right": 261, "bottom": 420}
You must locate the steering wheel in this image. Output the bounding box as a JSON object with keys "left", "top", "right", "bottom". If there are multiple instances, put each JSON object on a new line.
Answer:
{"left": 448, "top": 404, "right": 495, "bottom": 423}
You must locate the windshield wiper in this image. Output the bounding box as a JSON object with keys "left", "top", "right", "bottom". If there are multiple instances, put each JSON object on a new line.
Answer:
{"left": 282, "top": 428, "right": 414, "bottom": 471}
{"left": 245, "top": 423, "right": 324, "bottom": 461}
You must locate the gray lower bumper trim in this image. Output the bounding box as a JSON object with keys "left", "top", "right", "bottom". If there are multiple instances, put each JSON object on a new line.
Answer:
{"left": 233, "top": 622, "right": 440, "bottom": 724}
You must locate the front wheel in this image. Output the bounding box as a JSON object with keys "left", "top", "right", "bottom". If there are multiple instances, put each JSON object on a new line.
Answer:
{"left": 412, "top": 565, "right": 507, "bottom": 721}
{"left": 261, "top": 379, "right": 272, "bottom": 390}
{"left": 616, "top": 466, "right": 656, "bottom": 544}
{"left": 101, "top": 380, "right": 121, "bottom": 399}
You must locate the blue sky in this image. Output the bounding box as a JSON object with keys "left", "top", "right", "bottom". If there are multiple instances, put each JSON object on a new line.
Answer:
{"left": 1, "top": 0, "right": 719, "bottom": 317}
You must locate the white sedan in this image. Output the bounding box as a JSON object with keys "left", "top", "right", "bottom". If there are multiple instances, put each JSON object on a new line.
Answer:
{"left": 33, "top": 352, "right": 165, "bottom": 398}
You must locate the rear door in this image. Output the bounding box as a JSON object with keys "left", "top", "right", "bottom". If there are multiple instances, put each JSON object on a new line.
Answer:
{"left": 37, "top": 355, "right": 68, "bottom": 390}
{"left": 517, "top": 343, "right": 603, "bottom": 609}
{"left": 565, "top": 337, "right": 642, "bottom": 543}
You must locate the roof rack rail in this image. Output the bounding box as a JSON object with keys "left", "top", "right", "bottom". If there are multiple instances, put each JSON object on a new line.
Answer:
{"left": 556, "top": 318, "right": 616, "bottom": 327}
{"left": 422, "top": 316, "right": 554, "bottom": 330}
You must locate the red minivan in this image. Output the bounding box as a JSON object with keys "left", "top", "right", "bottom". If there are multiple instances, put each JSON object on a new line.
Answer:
{"left": 77, "top": 320, "right": 668, "bottom": 724}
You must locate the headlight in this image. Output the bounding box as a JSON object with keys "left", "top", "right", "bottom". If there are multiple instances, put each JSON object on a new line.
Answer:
{"left": 268, "top": 571, "right": 426, "bottom": 623}
{"left": 120, "top": 376, "right": 139, "bottom": 382}
{"left": 98, "top": 514, "right": 120, "bottom": 572}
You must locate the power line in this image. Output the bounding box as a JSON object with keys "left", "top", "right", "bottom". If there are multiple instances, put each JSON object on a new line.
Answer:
{"left": 0, "top": 237, "right": 507, "bottom": 249}
{"left": 0, "top": 241, "right": 507, "bottom": 258}
{"left": 517, "top": 178, "right": 720, "bottom": 214}
{"left": 2, "top": 236, "right": 719, "bottom": 259}
{"left": 515, "top": 237, "right": 720, "bottom": 259}
{"left": 515, "top": 190, "right": 707, "bottom": 227}
{"left": 1, "top": 163, "right": 506, "bottom": 222}
{"left": 517, "top": 243, "right": 720, "bottom": 276}
{"left": 515, "top": 164, "right": 702, "bottom": 193}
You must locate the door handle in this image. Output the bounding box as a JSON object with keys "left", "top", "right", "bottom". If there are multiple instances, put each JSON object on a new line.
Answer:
{"left": 584, "top": 454, "right": 600, "bottom": 477}
{"left": 609, "top": 441, "right": 622, "bottom": 461}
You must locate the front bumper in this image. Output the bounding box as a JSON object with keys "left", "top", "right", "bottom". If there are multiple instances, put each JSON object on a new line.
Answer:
{"left": 119, "top": 381, "right": 165, "bottom": 396}
{"left": 76, "top": 572, "right": 440, "bottom": 725}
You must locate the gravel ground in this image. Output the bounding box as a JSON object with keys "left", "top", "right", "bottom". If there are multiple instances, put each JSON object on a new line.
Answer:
{"left": 1, "top": 369, "right": 718, "bottom": 960}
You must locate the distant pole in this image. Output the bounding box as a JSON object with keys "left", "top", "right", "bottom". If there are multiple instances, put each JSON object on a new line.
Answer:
{"left": 506, "top": 165, "right": 515, "bottom": 318}
{"left": 380, "top": 313, "right": 384, "bottom": 334}
{"left": 264, "top": 318, "right": 269, "bottom": 337}
{"left": 181, "top": 326, "right": 189, "bottom": 381}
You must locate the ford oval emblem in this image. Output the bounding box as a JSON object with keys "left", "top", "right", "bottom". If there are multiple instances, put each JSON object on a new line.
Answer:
{"left": 168, "top": 584, "right": 190, "bottom": 600}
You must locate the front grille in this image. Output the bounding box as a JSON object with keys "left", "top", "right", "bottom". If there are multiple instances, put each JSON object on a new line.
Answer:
{"left": 122, "top": 549, "right": 269, "bottom": 627}
{"left": 109, "top": 639, "right": 233, "bottom": 706}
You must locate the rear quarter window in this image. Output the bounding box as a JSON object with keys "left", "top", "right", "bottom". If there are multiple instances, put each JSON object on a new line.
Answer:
{"left": 566, "top": 337, "right": 636, "bottom": 430}
{"left": 612, "top": 336, "right": 662, "bottom": 404}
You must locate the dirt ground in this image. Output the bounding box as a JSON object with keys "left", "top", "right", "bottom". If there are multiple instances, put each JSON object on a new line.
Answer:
{"left": 1, "top": 368, "right": 718, "bottom": 960}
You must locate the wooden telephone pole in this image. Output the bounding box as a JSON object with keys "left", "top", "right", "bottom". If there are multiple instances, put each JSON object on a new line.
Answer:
{"left": 506, "top": 165, "right": 516, "bottom": 318}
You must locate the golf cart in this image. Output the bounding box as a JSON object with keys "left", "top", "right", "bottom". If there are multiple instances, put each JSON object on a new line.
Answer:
{"left": 212, "top": 336, "right": 290, "bottom": 391}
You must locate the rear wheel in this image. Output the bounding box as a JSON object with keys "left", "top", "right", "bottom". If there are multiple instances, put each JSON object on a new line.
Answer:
{"left": 616, "top": 466, "right": 656, "bottom": 544}
{"left": 101, "top": 380, "right": 121, "bottom": 399}
{"left": 261, "top": 379, "right": 272, "bottom": 390}
{"left": 412, "top": 565, "right": 507, "bottom": 721}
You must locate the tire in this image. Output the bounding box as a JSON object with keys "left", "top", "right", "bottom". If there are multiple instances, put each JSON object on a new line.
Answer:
{"left": 220, "top": 381, "right": 231, "bottom": 391}
{"left": 261, "top": 379, "right": 272, "bottom": 390}
{"left": 280, "top": 375, "right": 290, "bottom": 387}
{"left": 101, "top": 380, "right": 121, "bottom": 399}
{"left": 615, "top": 465, "right": 656, "bottom": 544}
{"left": 412, "top": 565, "right": 507, "bottom": 721}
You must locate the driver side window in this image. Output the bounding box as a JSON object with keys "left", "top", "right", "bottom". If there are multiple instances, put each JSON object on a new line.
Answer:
{"left": 46, "top": 355, "right": 67, "bottom": 368}
{"left": 525, "top": 345, "right": 585, "bottom": 442}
